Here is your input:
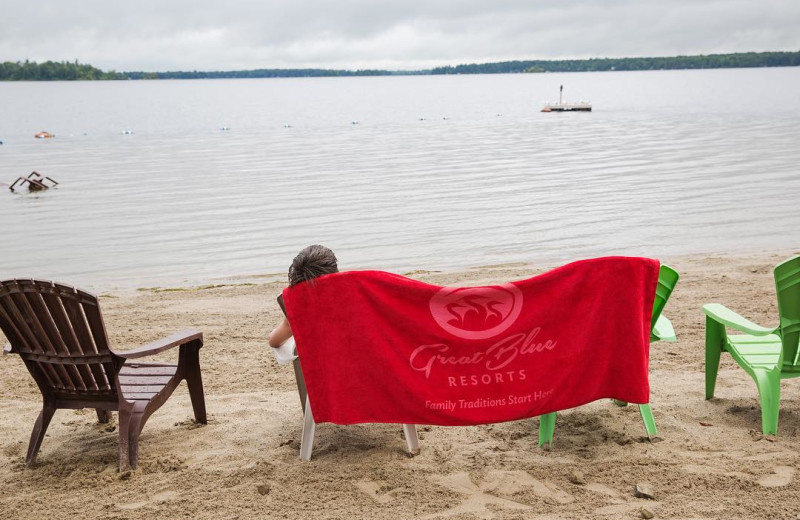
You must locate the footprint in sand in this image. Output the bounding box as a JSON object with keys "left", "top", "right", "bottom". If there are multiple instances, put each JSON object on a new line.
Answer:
{"left": 117, "top": 490, "right": 178, "bottom": 510}
{"left": 482, "top": 470, "right": 574, "bottom": 505}
{"left": 423, "top": 473, "right": 530, "bottom": 520}
{"left": 757, "top": 466, "right": 795, "bottom": 487}
{"left": 355, "top": 480, "right": 398, "bottom": 504}
{"left": 593, "top": 501, "right": 661, "bottom": 516}
{"left": 425, "top": 471, "right": 574, "bottom": 519}
{"left": 683, "top": 464, "right": 749, "bottom": 479}
{"left": 584, "top": 482, "right": 622, "bottom": 499}
{"left": 584, "top": 480, "right": 662, "bottom": 516}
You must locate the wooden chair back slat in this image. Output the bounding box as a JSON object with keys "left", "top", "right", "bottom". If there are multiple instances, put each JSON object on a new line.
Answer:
{"left": 17, "top": 280, "right": 95, "bottom": 391}
{"left": 0, "top": 290, "right": 30, "bottom": 350}
{"left": 0, "top": 279, "right": 119, "bottom": 399}
{"left": 75, "top": 285, "right": 117, "bottom": 389}
{"left": 38, "top": 286, "right": 106, "bottom": 390}
{"left": 55, "top": 283, "right": 111, "bottom": 392}
{"left": 0, "top": 295, "right": 60, "bottom": 390}
{"left": 0, "top": 281, "right": 70, "bottom": 389}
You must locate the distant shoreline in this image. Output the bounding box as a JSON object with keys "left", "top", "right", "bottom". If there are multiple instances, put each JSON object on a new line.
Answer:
{"left": 2, "top": 50, "right": 799, "bottom": 81}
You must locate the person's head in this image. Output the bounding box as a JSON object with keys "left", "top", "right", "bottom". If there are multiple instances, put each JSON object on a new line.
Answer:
{"left": 288, "top": 245, "right": 339, "bottom": 286}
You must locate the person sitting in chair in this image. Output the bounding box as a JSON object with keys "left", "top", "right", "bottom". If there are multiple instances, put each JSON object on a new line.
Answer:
{"left": 269, "top": 245, "right": 339, "bottom": 362}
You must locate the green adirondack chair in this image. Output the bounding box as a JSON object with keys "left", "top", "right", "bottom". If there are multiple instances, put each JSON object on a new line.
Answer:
{"left": 538, "top": 264, "right": 679, "bottom": 446}
{"left": 703, "top": 255, "right": 800, "bottom": 435}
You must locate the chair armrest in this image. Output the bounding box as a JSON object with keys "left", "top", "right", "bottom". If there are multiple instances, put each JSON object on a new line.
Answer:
{"left": 702, "top": 304, "right": 776, "bottom": 336}
{"left": 113, "top": 329, "right": 203, "bottom": 359}
{"left": 3, "top": 343, "right": 11, "bottom": 355}
{"left": 652, "top": 315, "right": 676, "bottom": 342}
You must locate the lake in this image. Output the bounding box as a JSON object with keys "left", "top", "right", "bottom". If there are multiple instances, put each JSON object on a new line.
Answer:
{"left": 1, "top": 67, "right": 799, "bottom": 290}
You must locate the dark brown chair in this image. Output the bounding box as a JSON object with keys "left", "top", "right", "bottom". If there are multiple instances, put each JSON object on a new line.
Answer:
{"left": 0, "top": 279, "right": 206, "bottom": 470}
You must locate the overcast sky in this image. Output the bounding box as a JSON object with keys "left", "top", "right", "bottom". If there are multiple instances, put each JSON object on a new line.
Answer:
{"left": 2, "top": 0, "right": 799, "bottom": 71}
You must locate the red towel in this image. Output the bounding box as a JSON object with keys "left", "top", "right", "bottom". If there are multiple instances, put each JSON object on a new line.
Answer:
{"left": 283, "top": 256, "right": 659, "bottom": 425}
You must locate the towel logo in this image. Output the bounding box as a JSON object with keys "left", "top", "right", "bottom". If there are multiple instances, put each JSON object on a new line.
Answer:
{"left": 429, "top": 284, "right": 523, "bottom": 340}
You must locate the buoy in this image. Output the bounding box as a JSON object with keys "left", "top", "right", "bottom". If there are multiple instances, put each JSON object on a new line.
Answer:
{"left": 34, "top": 131, "right": 54, "bottom": 139}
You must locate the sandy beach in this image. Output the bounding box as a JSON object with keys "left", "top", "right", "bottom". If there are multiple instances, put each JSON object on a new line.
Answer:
{"left": 1, "top": 251, "right": 799, "bottom": 520}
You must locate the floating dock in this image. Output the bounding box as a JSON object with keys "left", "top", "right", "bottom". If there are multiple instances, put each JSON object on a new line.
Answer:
{"left": 542, "top": 85, "right": 592, "bottom": 112}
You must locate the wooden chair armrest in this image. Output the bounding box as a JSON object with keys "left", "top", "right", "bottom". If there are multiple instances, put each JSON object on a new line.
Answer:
{"left": 3, "top": 343, "right": 11, "bottom": 355}
{"left": 113, "top": 329, "right": 203, "bottom": 359}
{"left": 702, "top": 304, "right": 777, "bottom": 336}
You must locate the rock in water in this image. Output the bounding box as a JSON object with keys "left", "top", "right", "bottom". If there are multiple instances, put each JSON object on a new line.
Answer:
{"left": 634, "top": 483, "right": 654, "bottom": 499}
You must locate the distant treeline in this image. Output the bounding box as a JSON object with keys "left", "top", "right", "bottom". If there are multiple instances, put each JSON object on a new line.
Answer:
{"left": 0, "top": 60, "right": 125, "bottom": 80}
{"left": 430, "top": 51, "right": 800, "bottom": 74}
{"left": 2, "top": 51, "right": 799, "bottom": 81}
{"left": 123, "top": 68, "right": 397, "bottom": 79}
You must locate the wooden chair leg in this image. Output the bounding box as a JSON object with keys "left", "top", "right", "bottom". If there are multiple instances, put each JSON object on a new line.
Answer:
{"left": 118, "top": 407, "right": 132, "bottom": 471}
{"left": 26, "top": 401, "right": 56, "bottom": 467}
{"left": 182, "top": 342, "right": 207, "bottom": 424}
{"left": 300, "top": 396, "right": 315, "bottom": 461}
{"left": 402, "top": 424, "right": 420, "bottom": 455}
{"left": 96, "top": 409, "right": 110, "bottom": 423}
{"left": 127, "top": 403, "right": 147, "bottom": 470}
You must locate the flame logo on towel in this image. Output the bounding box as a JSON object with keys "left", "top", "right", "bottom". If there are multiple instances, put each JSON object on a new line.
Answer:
{"left": 429, "top": 284, "right": 523, "bottom": 340}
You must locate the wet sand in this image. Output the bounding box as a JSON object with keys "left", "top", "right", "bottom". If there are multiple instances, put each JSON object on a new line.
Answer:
{"left": 1, "top": 251, "right": 799, "bottom": 519}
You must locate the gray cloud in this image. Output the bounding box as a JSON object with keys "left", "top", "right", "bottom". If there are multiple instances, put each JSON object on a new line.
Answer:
{"left": 1, "top": 0, "right": 798, "bottom": 71}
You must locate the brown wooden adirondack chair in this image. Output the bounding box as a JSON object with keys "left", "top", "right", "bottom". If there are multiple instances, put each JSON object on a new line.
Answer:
{"left": 0, "top": 279, "right": 206, "bottom": 470}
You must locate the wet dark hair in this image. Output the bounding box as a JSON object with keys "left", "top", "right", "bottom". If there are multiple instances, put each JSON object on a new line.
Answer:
{"left": 288, "top": 245, "right": 339, "bottom": 286}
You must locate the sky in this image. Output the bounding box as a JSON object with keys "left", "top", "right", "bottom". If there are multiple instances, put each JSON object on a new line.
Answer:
{"left": 1, "top": 0, "right": 799, "bottom": 72}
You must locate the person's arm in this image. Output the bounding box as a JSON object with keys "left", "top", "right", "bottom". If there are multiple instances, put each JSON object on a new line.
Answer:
{"left": 268, "top": 317, "right": 293, "bottom": 348}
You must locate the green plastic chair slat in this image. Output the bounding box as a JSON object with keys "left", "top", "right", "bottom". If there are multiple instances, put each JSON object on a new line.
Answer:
{"left": 538, "top": 263, "right": 678, "bottom": 447}
{"left": 727, "top": 335, "right": 783, "bottom": 346}
{"left": 773, "top": 264, "right": 800, "bottom": 290}
{"left": 705, "top": 255, "right": 800, "bottom": 435}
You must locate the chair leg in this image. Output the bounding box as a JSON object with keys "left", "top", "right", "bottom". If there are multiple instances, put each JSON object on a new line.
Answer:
{"left": 182, "top": 343, "right": 207, "bottom": 424}
{"left": 402, "top": 424, "right": 420, "bottom": 455}
{"left": 293, "top": 358, "right": 307, "bottom": 415}
{"left": 638, "top": 404, "right": 658, "bottom": 438}
{"left": 299, "top": 395, "right": 316, "bottom": 461}
{"left": 118, "top": 407, "right": 131, "bottom": 471}
{"left": 96, "top": 409, "right": 110, "bottom": 423}
{"left": 127, "top": 403, "right": 147, "bottom": 470}
{"left": 753, "top": 370, "right": 781, "bottom": 435}
{"left": 25, "top": 400, "right": 56, "bottom": 467}
{"left": 705, "top": 317, "right": 726, "bottom": 400}
{"left": 538, "top": 412, "right": 556, "bottom": 448}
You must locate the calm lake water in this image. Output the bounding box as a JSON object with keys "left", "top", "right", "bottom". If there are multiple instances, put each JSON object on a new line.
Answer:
{"left": 1, "top": 68, "right": 799, "bottom": 290}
